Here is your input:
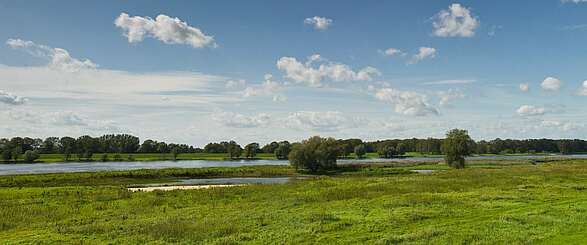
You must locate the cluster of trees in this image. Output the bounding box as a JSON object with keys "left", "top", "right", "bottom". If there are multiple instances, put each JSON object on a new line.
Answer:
{"left": 204, "top": 141, "right": 292, "bottom": 160}
{"left": 3, "top": 132, "right": 587, "bottom": 163}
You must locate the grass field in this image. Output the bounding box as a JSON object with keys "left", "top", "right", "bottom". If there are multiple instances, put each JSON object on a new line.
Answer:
{"left": 1, "top": 159, "right": 587, "bottom": 243}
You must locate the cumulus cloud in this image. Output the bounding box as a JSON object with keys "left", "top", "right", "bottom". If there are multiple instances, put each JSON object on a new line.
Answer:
{"left": 114, "top": 13, "right": 216, "bottom": 48}
{"left": 286, "top": 111, "right": 363, "bottom": 131}
{"left": 409, "top": 47, "right": 436, "bottom": 64}
{"left": 0, "top": 90, "right": 27, "bottom": 105}
{"left": 242, "top": 74, "right": 286, "bottom": 101}
{"left": 432, "top": 3, "right": 479, "bottom": 38}
{"left": 438, "top": 88, "right": 465, "bottom": 107}
{"left": 516, "top": 105, "right": 546, "bottom": 117}
{"left": 519, "top": 83, "right": 529, "bottom": 92}
{"left": 7, "top": 39, "right": 97, "bottom": 72}
{"left": 276, "top": 54, "right": 380, "bottom": 87}
{"left": 562, "top": 0, "right": 587, "bottom": 3}
{"left": 540, "top": 120, "right": 582, "bottom": 132}
{"left": 379, "top": 48, "right": 404, "bottom": 57}
{"left": 304, "top": 16, "right": 333, "bottom": 30}
{"left": 212, "top": 112, "right": 271, "bottom": 128}
{"left": 541, "top": 77, "right": 563, "bottom": 91}
{"left": 375, "top": 88, "right": 439, "bottom": 116}
{"left": 577, "top": 80, "right": 587, "bottom": 96}
{"left": 49, "top": 111, "right": 121, "bottom": 131}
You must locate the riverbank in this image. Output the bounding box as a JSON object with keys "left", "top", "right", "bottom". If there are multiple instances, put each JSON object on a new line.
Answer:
{"left": 1, "top": 159, "right": 587, "bottom": 243}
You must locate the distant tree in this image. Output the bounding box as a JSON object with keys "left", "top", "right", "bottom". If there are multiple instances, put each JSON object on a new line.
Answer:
{"left": 288, "top": 136, "right": 339, "bottom": 172}
{"left": 274, "top": 141, "right": 291, "bottom": 160}
{"left": 354, "top": 144, "right": 367, "bottom": 159}
{"left": 244, "top": 143, "right": 259, "bottom": 159}
{"left": 100, "top": 154, "right": 109, "bottom": 162}
{"left": 226, "top": 141, "right": 242, "bottom": 159}
{"left": 171, "top": 148, "right": 178, "bottom": 160}
{"left": 23, "top": 150, "right": 40, "bottom": 163}
{"left": 59, "top": 137, "right": 76, "bottom": 161}
{"left": 12, "top": 146, "right": 23, "bottom": 161}
{"left": 262, "top": 141, "right": 280, "bottom": 154}
{"left": 377, "top": 144, "right": 397, "bottom": 159}
{"left": 41, "top": 137, "right": 59, "bottom": 154}
{"left": 1, "top": 146, "right": 12, "bottom": 162}
{"left": 442, "top": 129, "right": 474, "bottom": 169}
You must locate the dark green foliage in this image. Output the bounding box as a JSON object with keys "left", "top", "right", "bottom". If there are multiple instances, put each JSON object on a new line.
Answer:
{"left": 226, "top": 141, "right": 242, "bottom": 159}
{"left": 442, "top": 129, "right": 474, "bottom": 169}
{"left": 274, "top": 141, "right": 291, "bottom": 160}
{"left": 100, "top": 154, "right": 109, "bottom": 162}
{"left": 244, "top": 143, "right": 259, "bottom": 158}
{"left": 288, "top": 136, "right": 339, "bottom": 172}
{"left": 23, "top": 150, "right": 39, "bottom": 163}
{"left": 354, "top": 144, "right": 367, "bottom": 159}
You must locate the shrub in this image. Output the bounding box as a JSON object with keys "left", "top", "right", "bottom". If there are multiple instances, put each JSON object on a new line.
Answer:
{"left": 23, "top": 150, "right": 40, "bottom": 163}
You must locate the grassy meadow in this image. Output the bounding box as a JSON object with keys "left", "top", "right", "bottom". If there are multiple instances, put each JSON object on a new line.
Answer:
{"left": 1, "top": 159, "right": 587, "bottom": 243}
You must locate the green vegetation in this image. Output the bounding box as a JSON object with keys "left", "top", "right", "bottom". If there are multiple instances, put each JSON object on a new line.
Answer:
{"left": 289, "top": 136, "right": 339, "bottom": 172}
{"left": 442, "top": 129, "right": 474, "bottom": 168}
{"left": 1, "top": 159, "right": 587, "bottom": 243}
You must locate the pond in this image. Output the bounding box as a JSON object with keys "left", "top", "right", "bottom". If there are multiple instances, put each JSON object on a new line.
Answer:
{"left": 1, "top": 154, "right": 586, "bottom": 175}
{"left": 128, "top": 177, "right": 305, "bottom": 192}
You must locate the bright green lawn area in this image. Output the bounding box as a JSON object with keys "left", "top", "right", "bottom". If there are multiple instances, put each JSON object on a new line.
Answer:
{"left": 1, "top": 159, "right": 587, "bottom": 244}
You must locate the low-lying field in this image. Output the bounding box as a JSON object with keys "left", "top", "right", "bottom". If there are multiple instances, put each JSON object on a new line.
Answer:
{"left": 1, "top": 159, "right": 587, "bottom": 244}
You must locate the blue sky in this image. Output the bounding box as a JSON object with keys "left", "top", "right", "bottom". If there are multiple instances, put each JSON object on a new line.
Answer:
{"left": 1, "top": 0, "right": 587, "bottom": 146}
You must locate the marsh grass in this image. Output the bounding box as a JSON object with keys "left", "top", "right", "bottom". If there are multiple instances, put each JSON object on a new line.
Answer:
{"left": 1, "top": 160, "right": 587, "bottom": 243}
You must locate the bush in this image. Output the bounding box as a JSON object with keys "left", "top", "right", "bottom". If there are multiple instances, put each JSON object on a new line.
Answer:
{"left": 288, "top": 136, "right": 339, "bottom": 172}
{"left": 23, "top": 150, "right": 40, "bottom": 163}
{"left": 100, "top": 154, "right": 109, "bottom": 162}
{"left": 354, "top": 144, "right": 367, "bottom": 159}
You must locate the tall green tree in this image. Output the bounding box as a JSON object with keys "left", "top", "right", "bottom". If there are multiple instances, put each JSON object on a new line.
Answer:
{"left": 274, "top": 141, "right": 291, "bottom": 160}
{"left": 354, "top": 144, "right": 367, "bottom": 159}
{"left": 442, "top": 129, "right": 474, "bottom": 169}
{"left": 226, "top": 141, "right": 242, "bottom": 159}
{"left": 288, "top": 136, "right": 339, "bottom": 172}
{"left": 244, "top": 143, "right": 259, "bottom": 159}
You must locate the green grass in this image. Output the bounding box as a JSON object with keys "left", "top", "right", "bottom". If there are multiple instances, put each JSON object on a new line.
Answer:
{"left": 2, "top": 159, "right": 587, "bottom": 243}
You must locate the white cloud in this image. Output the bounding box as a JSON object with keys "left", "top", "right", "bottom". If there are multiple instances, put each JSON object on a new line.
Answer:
{"left": 226, "top": 79, "right": 246, "bottom": 89}
{"left": 519, "top": 83, "right": 529, "bottom": 92}
{"left": 380, "top": 48, "right": 404, "bottom": 57}
{"left": 304, "top": 16, "right": 333, "bottom": 30}
{"left": 212, "top": 112, "right": 271, "bottom": 128}
{"left": 432, "top": 3, "right": 479, "bottom": 38}
{"left": 286, "top": 111, "right": 363, "bottom": 131}
{"left": 516, "top": 105, "right": 546, "bottom": 117}
{"left": 114, "top": 13, "right": 216, "bottom": 48}
{"left": 409, "top": 47, "right": 436, "bottom": 64}
{"left": 562, "top": 0, "right": 587, "bottom": 3}
{"left": 578, "top": 80, "right": 587, "bottom": 96}
{"left": 7, "top": 39, "right": 97, "bottom": 72}
{"left": 438, "top": 88, "right": 465, "bottom": 107}
{"left": 375, "top": 88, "right": 439, "bottom": 116}
{"left": 0, "top": 90, "right": 27, "bottom": 105}
{"left": 48, "top": 111, "right": 122, "bottom": 132}
{"left": 276, "top": 54, "right": 380, "bottom": 87}
{"left": 541, "top": 77, "right": 563, "bottom": 91}
{"left": 242, "top": 74, "right": 286, "bottom": 101}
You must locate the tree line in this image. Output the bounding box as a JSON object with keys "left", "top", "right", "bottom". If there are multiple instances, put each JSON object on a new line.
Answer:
{"left": 1, "top": 133, "right": 586, "bottom": 162}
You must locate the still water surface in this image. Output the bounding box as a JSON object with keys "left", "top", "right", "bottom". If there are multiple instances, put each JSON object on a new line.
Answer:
{"left": 1, "top": 154, "right": 586, "bottom": 175}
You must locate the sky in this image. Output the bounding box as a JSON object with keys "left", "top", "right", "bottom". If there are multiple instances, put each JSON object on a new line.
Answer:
{"left": 1, "top": 0, "right": 587, "bottom": 146}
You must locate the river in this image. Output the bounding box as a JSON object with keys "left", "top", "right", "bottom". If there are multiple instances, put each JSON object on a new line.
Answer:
{"left": 1, "top": 154, "right": 586, "bottom": 175}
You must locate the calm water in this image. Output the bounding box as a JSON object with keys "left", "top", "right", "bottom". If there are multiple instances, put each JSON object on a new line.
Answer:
{"left": 1, "top": 154, "right": 586, "bottom": 176}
